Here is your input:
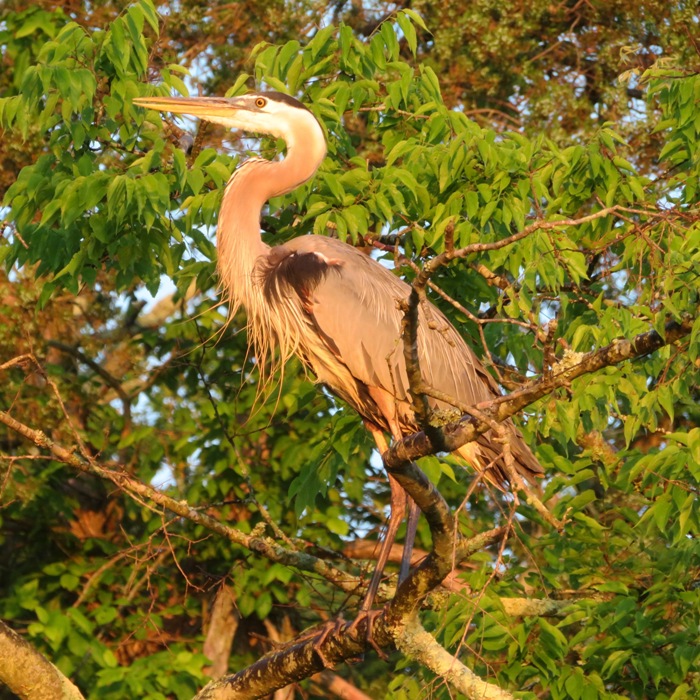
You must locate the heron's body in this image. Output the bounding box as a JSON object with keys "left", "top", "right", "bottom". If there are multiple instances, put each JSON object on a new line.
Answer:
{"left": 134, "top": 91, "right": 542, "bottom": 604}
{"left": 243, "top": 232, "right": 540, "bottom": 482}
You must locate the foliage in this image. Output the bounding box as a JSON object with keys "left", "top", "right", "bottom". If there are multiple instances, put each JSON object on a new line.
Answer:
{"left": 1, "top": 1, "right": 698, "bottom": 699}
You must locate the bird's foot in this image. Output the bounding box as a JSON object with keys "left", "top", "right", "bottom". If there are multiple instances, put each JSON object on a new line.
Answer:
{"left": 310, "top": 616, "right": 346, "bottom": 668}
{"left": 347, "top": 608, "right": 388, "bottom": 660}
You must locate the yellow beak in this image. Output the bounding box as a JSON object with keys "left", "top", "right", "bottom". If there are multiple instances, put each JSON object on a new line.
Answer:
{"left": 133, "top": 95, "right": 247, "bottom": 119}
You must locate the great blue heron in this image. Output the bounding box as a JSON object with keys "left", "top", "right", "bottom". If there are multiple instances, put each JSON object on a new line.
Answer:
{"left": 134, "top": 91, "right": 542, "bottom": 608}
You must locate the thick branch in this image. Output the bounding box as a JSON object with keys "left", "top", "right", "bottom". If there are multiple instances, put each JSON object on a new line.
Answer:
{"left": 0, "top": 620, "right": 85, "bottom": 700}
{"left": 396, "top": 616, "right": 514, "bottom": 700}
{"left": 387, "top": 317, "right": 694, "bottom": 468}
{"left": 399, "top": 207, "right": 630, "bottom": 443}
{"left": 194, "top": 424, "right": 497, "bottom": 698}
{"left": 311, "top": 670, "right": 373, "bottom": 700}
{"left": 0, "top": 353, "right": 467, "bottom": 625}
{"left": 400, "top": 287, "right": 431, "bottom": 428}
{"left": 193, "top": 528, "right": 504, "bottom": 700}
{"left": 5, "top": 310, "right": 689, "bottom": 700}
{"left": 203, "top": 586, "right": 239, "bottom": 678}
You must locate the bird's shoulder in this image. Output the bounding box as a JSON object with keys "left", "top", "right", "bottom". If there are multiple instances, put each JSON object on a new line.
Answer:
{"left": 266, "top": 235, "right": 408, "bottom": 311}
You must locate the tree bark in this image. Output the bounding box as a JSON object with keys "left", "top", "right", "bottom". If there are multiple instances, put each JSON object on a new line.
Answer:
{"left": 203, "top": 585, "right": 239, "bottom": 678}
{"left": 0, "top": 620, "right": 85, "bottom": 700}
{"left": 386, "top": 317, "right": 695, "bottom": 467}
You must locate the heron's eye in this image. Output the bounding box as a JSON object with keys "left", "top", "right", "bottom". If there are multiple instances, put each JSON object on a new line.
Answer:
{"left": 255, "top": 97, "right": 266, "bottom": 108}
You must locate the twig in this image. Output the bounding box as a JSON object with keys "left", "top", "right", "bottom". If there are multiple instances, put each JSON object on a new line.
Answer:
{"left": 399, "top": 207, "right": 628, "bottom": 437}
{"left": 0, "top": 354, "right": 35, "bottom": 372}
{"left": 46, "top": 340, "right": 132, "bottom": 433}
{"left": 192, "top": 529, "right": 504, "bottom": 700}
{"left": 1, "top": 311, "right": 693, "bottom": 700}
{"left": 413, "top": 207, "right": 628, "bottom": 295}
{"left": 195, "top": 355, "right": 296, "bottom": 549}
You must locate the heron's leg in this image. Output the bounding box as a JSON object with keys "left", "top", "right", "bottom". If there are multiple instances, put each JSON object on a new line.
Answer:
{"left": 360, "top": 475, "right": 405, "bottom": 610}
{"left": 399, "top": 497, "right": 420, "bottom": 582}
{"left": 388, "top": 427, "right": 420, "bottom": 585}
{"left": 361, "top": 426, "right": 421, "bottom": 604}
{"left": 360, "top": 429, "right": 407, "bottom": 612}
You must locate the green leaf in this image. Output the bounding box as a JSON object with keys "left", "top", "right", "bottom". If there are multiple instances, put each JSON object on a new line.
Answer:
{"left": 396, "top": 11, "right": 418, "bottom": 55}
{"left": 601, "top": 650, "right": 633, "bottom": 679}
{"left": 479, "top": 199, "right": 497, "bottom": 228}
{"left": 255, "top": 591, "right": 272, "bottom": 619}
{"left": 538, "top": 618, "right": 568, "bottom": 659}
{"left": 138, "top": 0, "right": 160, "bottom": 33}
{"left": 657, "top": 384, "right": 675, "bottom": 422}
{"left": 651, "top": 494, "right": 672, "bottom": 533}
{"left": 401, "top": 8, "right": 429, "bottom": 32}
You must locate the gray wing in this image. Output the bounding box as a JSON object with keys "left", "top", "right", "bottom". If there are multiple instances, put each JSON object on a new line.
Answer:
{"left": 285, "top": 235, "right": 500, "bottom": 411}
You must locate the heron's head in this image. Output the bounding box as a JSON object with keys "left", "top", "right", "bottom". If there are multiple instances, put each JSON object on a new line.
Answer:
{"left": 133, "top": 91, "right": 325, "bottom": 155}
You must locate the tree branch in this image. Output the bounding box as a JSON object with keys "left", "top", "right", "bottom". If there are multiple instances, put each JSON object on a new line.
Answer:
{"left": 0, "top": 619, "right": 85, "bottom": 700}
{"left": 0, "top": 406, "right": 361, "bottom": 598}
{"left": 396, "top": 616, "right": 515, "bottom": 700}
{"left": 191, "top": 411, "right": 499, "bottom": 698}
{"left": 399, "top": 206, "right": 631, "bottom": 443}
{"left": 400, "top": 286, "right": 432, "bottom": 429}
{"left": 311, "top": 670, "right": 374, "bottom": 700}
{"left": 192, "top": 528, "right": 504, "bottom": 700}
{"left": 387, "top": 316, "right": 695, "bottom": 468}
{"left": 46, "top": 340, "right": 132, "bottom": 432}
{"left": 412, "top": 206, "right": 629, "bottom": 296}
{"left": 203, "top": 585, "right": 239, "bottom": 678}
{"left": 1, "top": 312, "right": 692, "bottom": 700}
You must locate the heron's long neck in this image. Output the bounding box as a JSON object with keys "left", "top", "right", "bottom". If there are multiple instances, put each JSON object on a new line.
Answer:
{"left": 216, "top": 131, "right": 325, "bottom": 310}
{"left": 217, "top": 159, "right": 270, "bottom": 310}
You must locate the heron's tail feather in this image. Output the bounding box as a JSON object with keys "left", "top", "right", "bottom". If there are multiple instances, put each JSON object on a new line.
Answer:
{"left": 455, "top": 423, "right": 543, "bottom": 490}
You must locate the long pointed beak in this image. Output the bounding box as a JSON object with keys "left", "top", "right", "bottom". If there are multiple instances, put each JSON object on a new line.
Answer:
{"left": 133, "top": 95, "right": 247, "bottom": 120}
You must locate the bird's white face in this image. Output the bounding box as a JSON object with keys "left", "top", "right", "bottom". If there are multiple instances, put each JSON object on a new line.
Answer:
{"left": 133, "top": 93, "right": 324, "bottom": 152}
